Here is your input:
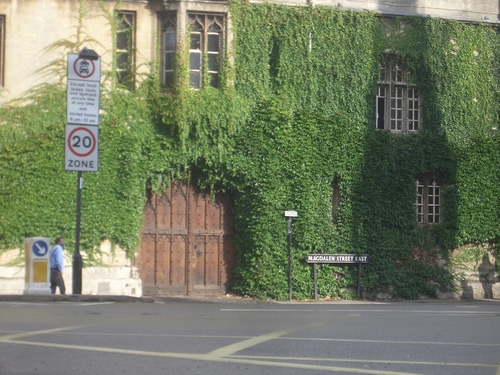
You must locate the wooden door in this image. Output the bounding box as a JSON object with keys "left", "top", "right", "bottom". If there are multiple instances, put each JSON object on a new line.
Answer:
{"left": 139, "top": 182, "right": 235, "bottom": 296}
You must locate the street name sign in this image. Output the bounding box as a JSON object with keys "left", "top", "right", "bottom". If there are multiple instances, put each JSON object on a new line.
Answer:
{"left": 65, "top": 124, "right": 99, "bottom": 171}
{"left": 306, "top": 254, "right": 370, "bottom": 264}
{"left": 67, "top": 53, "right": 101, "bottom": 125}
{"left": 306, "top": 253, "right": 370, "bottom": 301}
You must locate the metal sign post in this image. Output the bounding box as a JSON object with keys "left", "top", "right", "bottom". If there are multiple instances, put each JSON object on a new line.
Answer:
{"left": 66, "top": 48, "right": 100, "bottom": 295}
{"left": 284, "top": 211, "right": 298, "bottom": 301}
{"left": 73, "top": 171, "right": 83, "bottom": 294}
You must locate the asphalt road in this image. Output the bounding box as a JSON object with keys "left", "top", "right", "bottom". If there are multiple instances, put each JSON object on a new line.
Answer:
{"left": 0, "top": 298, "right": 499, "bottom": 375}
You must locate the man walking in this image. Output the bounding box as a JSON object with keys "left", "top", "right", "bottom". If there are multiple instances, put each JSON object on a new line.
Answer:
{"left": 49, "top": 237, "right": 66, "bottom": 294}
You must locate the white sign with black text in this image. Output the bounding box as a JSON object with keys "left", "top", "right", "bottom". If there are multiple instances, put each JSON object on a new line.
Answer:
{"left": 65, "top": 124, "right": 99, "bottom": 172}
{"left": 67, "top": 53, "right": 101, "bottom": 125}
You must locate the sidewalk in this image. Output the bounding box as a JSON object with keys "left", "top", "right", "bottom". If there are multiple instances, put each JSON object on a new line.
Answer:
{"left": 0, "top": 293, "right": 261, "bottom": 304}
{"left": 0, "top": 294, "right": 379, "bottom": 304}
{"left": 1, "top": 293, "right": 497, "bottom": 304}
{"left": 0, "top": 294, "right": 155, "bottom": 303}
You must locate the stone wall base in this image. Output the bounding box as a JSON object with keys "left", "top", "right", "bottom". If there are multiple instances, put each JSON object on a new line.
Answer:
{"left": 2, "top": 242, "right": 498, "bottom": 300}
{"left": 0, "top": 241, "right": 142, "bottom": 297}
{"left": 438, "top": 248, "right": 499, "bottom": 300}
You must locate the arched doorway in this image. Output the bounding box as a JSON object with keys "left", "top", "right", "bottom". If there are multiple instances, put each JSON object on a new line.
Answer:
{"left": 139, "top": 182, "right": 235, "bottom": 296}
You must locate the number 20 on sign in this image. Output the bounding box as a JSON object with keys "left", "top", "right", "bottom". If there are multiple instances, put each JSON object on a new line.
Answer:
{"left": 65, "top": 124, "right": 99, "bottom": 172}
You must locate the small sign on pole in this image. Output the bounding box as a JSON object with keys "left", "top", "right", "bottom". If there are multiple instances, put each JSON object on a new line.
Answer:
{"left": 284, "top": 210, "right": 298, "bottom": 301}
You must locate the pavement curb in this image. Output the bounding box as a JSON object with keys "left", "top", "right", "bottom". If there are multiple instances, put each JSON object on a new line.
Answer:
{"left": 0, "top": 294, "right": 262, "bottom": 304}
{"left": 1, "top": 294, "right": 497, "bottom": 304}
{"left": 0, "top": 294, "right": 155, "bottom": 303}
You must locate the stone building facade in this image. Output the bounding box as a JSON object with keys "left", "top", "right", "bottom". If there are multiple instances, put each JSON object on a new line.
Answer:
{"left": 1, "top": 0, "right": 497, "bottom": 104}
{"left": 0, "top": 0, "right": 498, "bottom": 298}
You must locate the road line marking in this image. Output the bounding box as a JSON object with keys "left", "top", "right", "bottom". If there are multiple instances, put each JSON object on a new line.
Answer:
{"left": 278, "top": 336, "right": 500, "bottom": 347}
{"left": 2, "top": 324, "right": 497, "bottom": 375}
{"left": 5, "top": 339, "right": 424, "bottom": 375}
{"left": 229, "top": 354, "right": 500, "bottom": 368}
{"left": 72, "top": 302, "right": 116, "bottom": 306}
{"left": 0, "top": 302, "right": 115, "bottom": 307}
{"left": 207, "top": 321, "right": 332, "bottom": 358}
{"left": 206, "top": 327, "right": 304, "bottom": 358}
{"left": 6, "top": 329, "right": 497, "bottom": 348}
{"left": 220, "top": 308, "right": 500, "bottom": 315}
{"left": 4, "top": 328, "right": 498, "bottom": 349}
{"left": 0, "top": 325, "right": 86, "bottom": 342}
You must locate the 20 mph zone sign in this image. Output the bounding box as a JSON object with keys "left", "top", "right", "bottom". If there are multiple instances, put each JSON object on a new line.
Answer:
{"left": 65, "top": 124, "right": 99, "bottom": 171}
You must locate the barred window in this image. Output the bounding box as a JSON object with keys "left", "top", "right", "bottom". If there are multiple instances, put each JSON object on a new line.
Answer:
{"left": 188, "top": 13, "right": 224, "bottom": 89}
{"left": 115, "top": 11, "right": 136, "bottom": 89}
{"left": 377, "top": 56, "right": 421, "bottom": 133}
{"left": 416, "top": 175, "right": 441, "bottom": 225}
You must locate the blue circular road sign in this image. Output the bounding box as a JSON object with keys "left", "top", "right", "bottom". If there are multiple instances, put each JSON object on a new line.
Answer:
{"left": 32, "top": 240, "right": 49, "bottom": 257}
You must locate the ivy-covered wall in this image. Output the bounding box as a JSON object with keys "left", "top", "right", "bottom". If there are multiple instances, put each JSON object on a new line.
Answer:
{"left": 1, "top": 2, "right": 499, "bottom": 299}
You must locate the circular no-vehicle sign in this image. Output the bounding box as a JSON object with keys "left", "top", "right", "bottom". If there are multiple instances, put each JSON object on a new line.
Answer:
{"left": 67, "top": 53, "right": 100, "bottom": 82}
{"left": 73, "top": 58, "right": 96, "bottom": 79}
{"left": 65, "top": 124, "right": 99, "bottom": 171}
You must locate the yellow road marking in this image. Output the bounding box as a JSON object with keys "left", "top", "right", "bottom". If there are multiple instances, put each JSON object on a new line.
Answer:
{"left": 0, "top": 326, "right": 86, "bottom": 342}
{"left": 207, "top": 326, "right": 309, "bottom": 358}
{"left": 279, "top": 336, "right": 500, "bottom": 347}
{"left": 5, "top": 329, "right": 498, "bottom": 348}
{"left": 6, "top": 338, "right": 424, "bottom": 375}
{"left": 230, "top": 354, "right": 500, "bottom": 368}
{"left": 1, "top": 324, "right": 498, "bottom": 375}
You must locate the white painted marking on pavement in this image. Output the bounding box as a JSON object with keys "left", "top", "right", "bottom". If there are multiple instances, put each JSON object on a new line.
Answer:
{"left": 1, "top": 322, "right": 498, "bottom": 375}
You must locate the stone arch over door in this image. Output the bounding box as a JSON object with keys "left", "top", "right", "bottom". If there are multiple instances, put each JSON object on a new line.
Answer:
{"left": 139, "top": 181, "right": 235, "bottom": 296}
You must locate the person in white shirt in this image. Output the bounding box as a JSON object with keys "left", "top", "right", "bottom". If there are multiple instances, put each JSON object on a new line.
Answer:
{"left": 49, "top": 237, "right": 66, "bottom": 294}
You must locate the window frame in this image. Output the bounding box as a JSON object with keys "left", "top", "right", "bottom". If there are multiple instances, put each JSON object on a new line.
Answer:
{"left": 376, "top": 55, "right": 421, "bottom": 133}
{"left": 115, "top": 10, "right": 136, "bottom": 90}
{"left": 160, "top": 12, "right": 177, "bottom": 88}
{"left": 331, "top": 177, "right": 341, "bottom": 224}
{"left": 187, "top": 13, "right": 225, "bottom": 89}
{"left": 0, "top": 15, "right": 5, "bottom": 87}
{"left": 159, "top": 11, "right": 225, "bottom": 89}
{"left": 416, "top": 174, "right": 442, "bottom": 225}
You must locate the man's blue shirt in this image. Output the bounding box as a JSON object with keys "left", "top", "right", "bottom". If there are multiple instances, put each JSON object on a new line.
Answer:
{"left": 49, "top": 244, "right": 64, "bottom": 272}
